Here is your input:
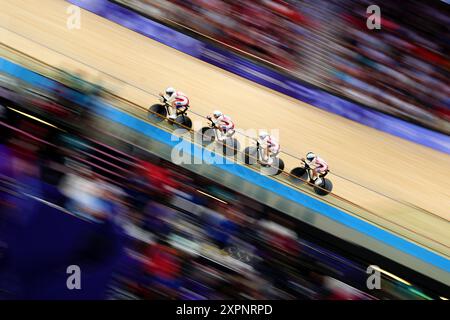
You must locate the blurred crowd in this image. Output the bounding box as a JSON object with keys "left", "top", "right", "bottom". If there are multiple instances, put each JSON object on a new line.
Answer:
{"left": 329, "top": 1, "right": 450, "bottom": 131}
{"left": 116, "top": 0, "right": 450, "bottom": 133}
{"left": 0, "top": 70, "right": 440, "bottom": 299}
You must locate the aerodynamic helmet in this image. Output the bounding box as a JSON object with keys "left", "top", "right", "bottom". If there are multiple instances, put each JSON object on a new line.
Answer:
{"left": 213, "top": 110, "right": 223, "bottom": 119}
{"left": 306, "top": 152, "right": 316, "bottom": 163}
{"left": 165, "top": 87, "right": 176, "bottom": 96}
{"left": 259, "top": 131, "right": 269, "bottom": 140}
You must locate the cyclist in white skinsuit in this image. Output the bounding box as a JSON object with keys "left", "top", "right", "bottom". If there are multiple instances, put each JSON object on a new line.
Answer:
{"left": 304, "top": 152, "right": 329, "bottom": 183}
{"left": 257, "top": 131, "right": 280, "bottom": 166}
{"left": 159, "top": 87, "right": 189, "bottom": 119}
{"left": 207, "top": 110, "right": 235, "bottom": 141}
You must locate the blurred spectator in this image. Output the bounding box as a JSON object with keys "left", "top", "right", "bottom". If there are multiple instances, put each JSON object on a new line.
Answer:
{"left": 59, "top": 162, "right": 112, "bottom": 222}
{"left": 142, "top": 238, "right": 185, "bottom": 299}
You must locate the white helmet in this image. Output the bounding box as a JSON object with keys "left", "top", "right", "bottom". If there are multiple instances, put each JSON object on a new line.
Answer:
{"left": 213, "top": 110, "right": 222, "bottom": 119}
{"left": 165, "top": 87, "right": 175, "bottom": 96}
{"left": 259, "top": 131, "right": 268, "bottom": 140}
{"left": 306, "top": 152, "right": 316, "bottom": 163}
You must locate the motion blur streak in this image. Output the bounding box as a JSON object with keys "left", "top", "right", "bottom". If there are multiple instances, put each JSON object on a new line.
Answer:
{"left": 196, "top": 189, "right": 228, "bottom": 204}
{"left": 8, "top": 107, "right": 61, "bottom": 129}
{"left": 369, "top": 266, "right": 411, "bottom": 286}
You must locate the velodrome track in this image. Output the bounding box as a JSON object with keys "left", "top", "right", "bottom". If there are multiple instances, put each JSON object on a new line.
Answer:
{"left": 1, "top": 0, "right": 449, "bottom": 258}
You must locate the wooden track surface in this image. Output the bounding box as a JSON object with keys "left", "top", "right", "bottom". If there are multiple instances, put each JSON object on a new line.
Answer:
{"left": 1, "top": 0, "right": 449, "bottom": 257}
